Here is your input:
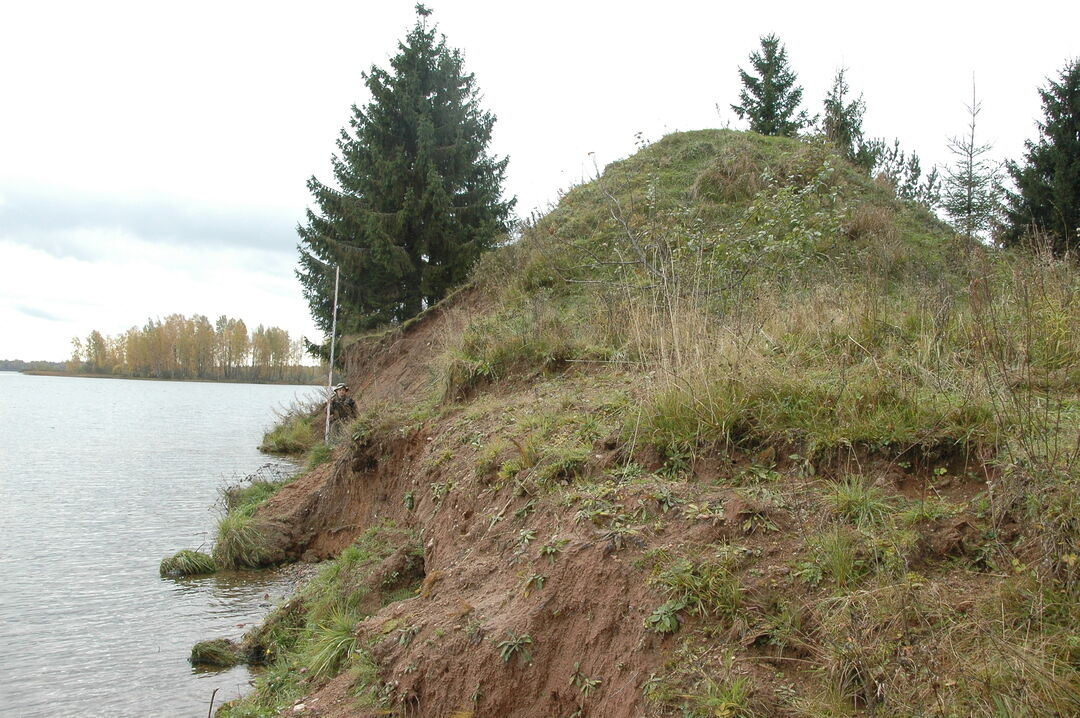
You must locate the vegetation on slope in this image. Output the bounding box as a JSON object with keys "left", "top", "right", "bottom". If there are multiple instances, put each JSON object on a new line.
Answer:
{"left": 237, "top": 129, "right": 1080, "bottom": 716}
{"left": 218, "top": 523, "right": 424, "bottom": 717}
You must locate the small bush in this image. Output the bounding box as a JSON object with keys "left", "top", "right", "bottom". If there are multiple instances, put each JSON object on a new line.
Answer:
{"left": 159, "top": 549, "right": 216, "bottom": 577}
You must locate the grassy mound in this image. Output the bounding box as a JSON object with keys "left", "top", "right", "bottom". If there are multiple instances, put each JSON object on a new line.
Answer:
{"left": 190, "top": 638, "right": 241, "bottom": 668}
{"left": 224, "top": 129, "right": 1080, "bottom": 716}
{"left": 212, "top": 469, "right": 297, "bottom": 570}
{"left": 159, "top": 549, "right": 216, "bottom": 577}
{"left": 259, "top": 409, "right": 318, "bottom": 455}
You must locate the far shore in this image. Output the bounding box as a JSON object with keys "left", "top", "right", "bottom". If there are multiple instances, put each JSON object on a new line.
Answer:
{"left": 18, "top": 369, "right": 322, "bottom": 386}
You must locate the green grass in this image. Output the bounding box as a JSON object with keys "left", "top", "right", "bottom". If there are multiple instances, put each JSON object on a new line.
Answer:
{"left": 797, "top": 527, "right": 873, "bottom": 589}
{"left": 222, "top": 477, "right": 287, "bottom": 515}
{"left": 159, "top": 549, "right": 216, "bottom": 577}
{"left": 190, "top": 638, "right": 240, "bottom": 668}
{"left": 829, "top": 476, "right": 896, "bottom": 528}
{"left": 305, "top": 441, "right": 333, "bottom": 470}
{"left": 220, "top": 523, "right": 422, "bottom": 716}
{"left": 259, "top": 411, "right": 317, "bottom": 454}
{"left": 212, "top": 510, "right": 273, "bottom": 569}
{"left": 651, "top": 556, "right": 743, "bottom": 623}
{"left": 303, "top": 605, "right": 362, "bottom": 681}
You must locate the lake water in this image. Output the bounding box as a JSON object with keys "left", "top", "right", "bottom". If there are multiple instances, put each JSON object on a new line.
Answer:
{"left": 0, "top": 372, "right": 323, "bottom": 717}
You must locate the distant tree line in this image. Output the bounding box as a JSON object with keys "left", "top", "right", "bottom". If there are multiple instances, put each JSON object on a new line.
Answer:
{"left": 0, "top": 358, "right": 66, "bottom": 372}
{"left": 69, "top": 314, "right": 321, "bottom": 383}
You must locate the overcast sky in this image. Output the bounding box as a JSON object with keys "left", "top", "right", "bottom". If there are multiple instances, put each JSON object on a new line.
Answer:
{"left": 1, "top": 0, "right": 1076, "bottom": 361}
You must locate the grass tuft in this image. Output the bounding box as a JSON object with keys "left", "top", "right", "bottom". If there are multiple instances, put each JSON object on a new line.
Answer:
{"left": 829, "top": 476, "right": 896, "bottom": 528}
{"left": 190, "top": 638, "right": 240, "bottom": 668}
{"left": 213, "top": 511, "right": 273, "bottom": 569}
{"left": 159, "top": 549, "right": 216, "bottom": 577}
{"left": 304, "top": 606, "right": 361, "bottom": 681}
{"left": 260, "top": 409, "right": 317, "bottom": 455}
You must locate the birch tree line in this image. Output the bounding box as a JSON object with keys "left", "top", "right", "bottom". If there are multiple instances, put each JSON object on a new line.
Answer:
{"left": 69, "top": 314, "right": 319, "bottom": 382}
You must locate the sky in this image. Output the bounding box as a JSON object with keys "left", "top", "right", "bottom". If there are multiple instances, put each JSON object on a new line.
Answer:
{"left": 1, "top": 1, "right": 1076, "bottom": 362}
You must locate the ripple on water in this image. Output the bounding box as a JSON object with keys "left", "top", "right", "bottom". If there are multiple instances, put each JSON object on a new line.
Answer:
{"left": 0, "top": 372, "right": 319, "bottom": 717}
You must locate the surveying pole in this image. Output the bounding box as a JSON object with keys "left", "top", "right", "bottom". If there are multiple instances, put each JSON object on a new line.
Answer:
{"left": 324, "top": 264, "right": 340, "bottom": 439}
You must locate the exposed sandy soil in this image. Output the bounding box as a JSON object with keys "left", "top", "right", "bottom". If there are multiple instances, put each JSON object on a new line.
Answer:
{"left": 247, "top": 289, "right": 1007, "bottom": 718}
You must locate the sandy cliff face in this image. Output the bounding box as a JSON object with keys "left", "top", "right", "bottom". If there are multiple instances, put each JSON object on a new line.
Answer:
{"left": 250, "top": 293, "right": 670, "bottom": 717}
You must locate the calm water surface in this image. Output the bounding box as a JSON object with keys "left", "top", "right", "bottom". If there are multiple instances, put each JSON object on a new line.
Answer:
{"left": 0, "top": 372, "right": 322, "bottom": 717}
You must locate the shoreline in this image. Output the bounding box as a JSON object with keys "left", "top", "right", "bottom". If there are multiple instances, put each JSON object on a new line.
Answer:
{"left": 19, "top": 370, "right": 321, "bottom": 386}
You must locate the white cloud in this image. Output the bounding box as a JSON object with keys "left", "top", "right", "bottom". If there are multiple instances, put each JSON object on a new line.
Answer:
{"left": 0, "top": 235, "right": 320, "bottom": 361}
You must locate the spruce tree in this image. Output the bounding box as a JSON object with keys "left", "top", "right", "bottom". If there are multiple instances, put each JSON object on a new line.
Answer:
{"left": 731, "top": 34, "right": 809, "bottom": 137}
{"left": 1004, "top": 58, "right": 1080, "bottom": 255}
{"left": 297, "top": 5, "right": 514, "bottom": 339}
{"left": 821, "top": 68, "right": 877, "bottom": 171}
{"left": 942, "top": 80, "right": 1002, "bottom": 242}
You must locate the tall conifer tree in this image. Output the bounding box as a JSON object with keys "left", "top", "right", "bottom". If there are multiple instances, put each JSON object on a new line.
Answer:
{"left": 297, "top": 5, "right": 514, "bottom": 339}
{"left": 731, "top": 34, "right": 809, "bottom": 137}
{"left": 1004, "top": 58, "right": 1080, "bottom": 255}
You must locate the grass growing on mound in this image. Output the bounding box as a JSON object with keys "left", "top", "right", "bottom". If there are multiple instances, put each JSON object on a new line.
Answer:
{"left": 259, "top": 409, "right": 317, "bottom": 455}
{"left": 159, "top": 549, "right": 216, "bottom": 577}
{"left": 222, "top": 478, "right": 286, "bottom": 515}
{"left": 213, "top": 511, "right": 273, "bottom": 569}
{"left": 213, "top": 466, "right": 299, "bottom": 569}
{"left": 304, "top": 442, "right": 333, "bottom": 470}
{"left": 190, "top": 638, "right": 240, "bottom": 668}
{"left": 218, "top": 523, "right": 423, "bottom": 718}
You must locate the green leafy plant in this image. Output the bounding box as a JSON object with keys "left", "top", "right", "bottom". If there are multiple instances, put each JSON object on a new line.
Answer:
{"left": 523, "top": 573, "right": 546, "bottom": 595}
{"left": 646, "top": 598, "right": 686, "bottom": 634}
{"left": 569, "top": 662, "right": 602, "bottom": 697}
{"left": 496, "top": 631, "right": 534, "bottom": 665}
{"left": 540, "top": 537, "right": 568, "bottom": 563}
